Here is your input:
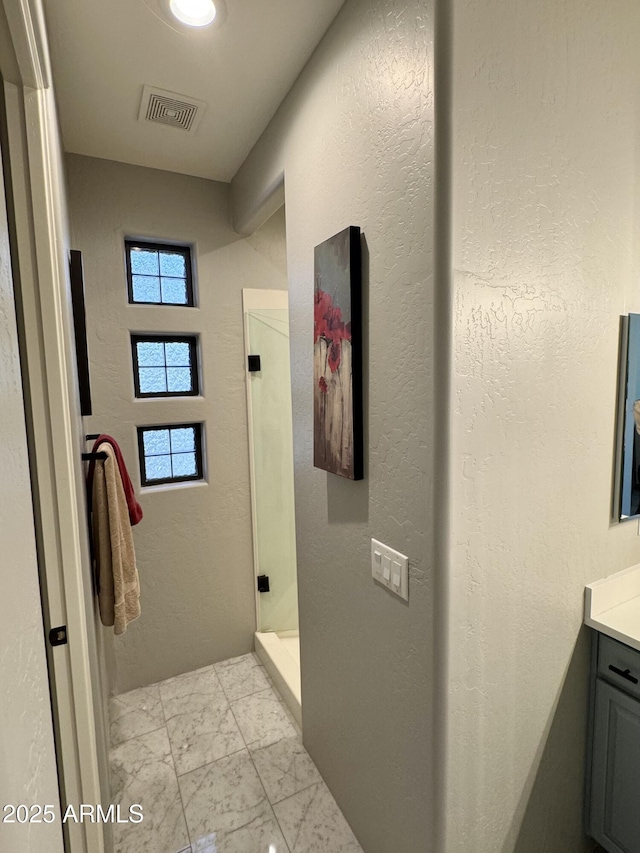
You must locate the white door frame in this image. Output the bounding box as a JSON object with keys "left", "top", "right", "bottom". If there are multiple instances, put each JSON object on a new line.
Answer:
{"left": 1, "top": 3, "right": 105, "bottom": 852}
{"left": 0, "top": 72, "right": 64, "bottom": 853}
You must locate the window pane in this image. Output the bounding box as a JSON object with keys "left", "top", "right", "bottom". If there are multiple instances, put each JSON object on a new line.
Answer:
{"left": 132, "top": 336, "right": 198, "bottom": 397}
{"left": 166, "top": 367, "right": 192, "bottom": 393}
{"left": 145, "top": 455, "right": 172, "bottom": 481}
{"left": 130, "top": 249, "right": 159, "bottom": 276}
{"left": 160, "top": 277, "right": 188, "bottom": 305}
{"left": 139, "top": 423, "right": 202, "bottom": 485}
{"left": 159, "top": 252, "right": 186, "bottom": 278}
{"left": 143, "top": 428, "right": 170, "bottom": 456}
{"left": 132, "top": 275, "right": 161, "bottom": 303}
{"left": 127, "top": 242, "right": 193, "bottom": 307}
{"left": 170, "top": 427, "right": 196, "bottom": 453}
{"left": 139, "top": 367, "right": 167, "bottom": 394}
{"left": 165, "top": 341, "right": 191, "bottom": 366}
{"left": 172, "top": 452, "right": 197, "bottom": 477}
{"left": 136, "top": 341, "right": 165, "bottom": 366}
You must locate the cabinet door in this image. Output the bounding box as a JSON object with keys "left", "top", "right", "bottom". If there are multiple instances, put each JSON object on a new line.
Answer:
{"left": 591, "top": 678, "right": 640, "bottom": 853}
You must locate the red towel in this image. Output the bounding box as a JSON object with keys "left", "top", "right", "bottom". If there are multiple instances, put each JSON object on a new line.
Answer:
{"left": 87, "top": 435, "right": 143, "bottom": 526}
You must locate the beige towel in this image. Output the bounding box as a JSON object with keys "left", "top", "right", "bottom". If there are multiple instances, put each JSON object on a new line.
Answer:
{"left": 92, "top": 443, "right": 140, "bottom": 634}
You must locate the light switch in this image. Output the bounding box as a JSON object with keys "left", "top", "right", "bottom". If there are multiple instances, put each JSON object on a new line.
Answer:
{"left": 383, "top": 555, "right": 391, "bottom": 581}
{"left": 370, "top": 538, "right": 409, "bottom": 601}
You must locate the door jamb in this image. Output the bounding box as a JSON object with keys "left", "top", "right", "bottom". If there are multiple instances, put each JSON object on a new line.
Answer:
{"left": 0, "top": 3, "right": 105, "bottom": 852}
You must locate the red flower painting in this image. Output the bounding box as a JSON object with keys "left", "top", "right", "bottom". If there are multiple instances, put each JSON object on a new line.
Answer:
{"left": 313, "top": 227, "right": 362, "bottom": 480}
{"left": 314, "top": 290, "right": 351, "bottom": 367}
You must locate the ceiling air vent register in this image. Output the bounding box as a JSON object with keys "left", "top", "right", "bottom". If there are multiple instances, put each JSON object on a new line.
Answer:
{"left": 138, "top": 86, "right": 206, "bottom": 134}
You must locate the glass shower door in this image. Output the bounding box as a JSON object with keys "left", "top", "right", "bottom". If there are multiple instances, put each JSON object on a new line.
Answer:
{"left": 244, "top": 292, "right": 298, "bottom": 634}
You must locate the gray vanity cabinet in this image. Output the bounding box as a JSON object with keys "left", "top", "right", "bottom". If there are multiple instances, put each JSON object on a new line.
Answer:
{"left": 589, "top": 634, "right": 640, "bottom": 852}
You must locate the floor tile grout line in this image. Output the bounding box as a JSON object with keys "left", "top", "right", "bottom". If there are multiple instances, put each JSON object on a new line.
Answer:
{"left": 225, "top": 672, "right": 251, "bottom": 750}
{"left": 170, "top": 743, "right": 292, "bottom": 853}
{"left": 110, "top": 704, "right": 162, "bottom": 731}
{"left": 228, "top": 683, "right": 278, "bottom": 717}
{"left": 242, "top": 676, "right": 353, "bottom": 849}
{"left": 268, "top": 777, "right": 322, "bottom": 808}
{"left": 108, "top": 701, "right": 191, "bottom": 853}
{"left": 222, "top": 665, "right": 293, "bottom": 849}
{"left": 239, "top": 670, "right": 300, "bottom": 852}
{"left": 158, "top": 661, "right": 271, "bottom": 782}
{"left": 217, "top": 656, "right": 273, "bottom": 705}
{"left": 213, "top": 660, "right": 234, "bottom": 704}
{"left": 110, "top": 721, "right": 167, "bottom": 750}
{"left": 160, "top": 665, "right": 241, "bottom": 776}
{"left": 223, "top": 658, "right": 285, "bottom": 748}
{"left": 166, "top": 657, "right": 265, "bottom": 848}
{"left": 244, "top": 729, "right": 293, "bottom": 853}
{"left": 289, "top": 779, "right": 320, "bottom": 851}
{"left": 175, "top": 744, "right": 248, "bottom": 779}
{"left": 156, "top": 685, "right": 191, "bottom": 850}
{"left": 239, "top": 660, "right": 299, "bottom": 748}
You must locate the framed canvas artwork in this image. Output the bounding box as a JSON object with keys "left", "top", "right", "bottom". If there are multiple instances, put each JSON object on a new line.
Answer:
{"left": 69, "top": 249, "right": 93, "bottom": 416}
{"left": 313, "top": 226, "right": 363, "bottom": 480}
{"left": 618, "top": 313, "right": 640, "bottom": 520}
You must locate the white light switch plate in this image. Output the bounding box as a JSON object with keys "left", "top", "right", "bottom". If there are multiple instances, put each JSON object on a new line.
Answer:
{"left": 371, "top": 538, "right": 409, "bottom": 601}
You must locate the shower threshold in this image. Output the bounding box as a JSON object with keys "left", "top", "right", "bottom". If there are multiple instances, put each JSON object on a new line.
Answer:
{"left": 254, "top": 630, "right": 301, "bottom": 728}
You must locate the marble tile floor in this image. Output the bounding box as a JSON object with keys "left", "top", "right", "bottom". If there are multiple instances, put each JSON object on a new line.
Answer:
{"left": 109, "top": 653, "right": 363, "bottom": 853}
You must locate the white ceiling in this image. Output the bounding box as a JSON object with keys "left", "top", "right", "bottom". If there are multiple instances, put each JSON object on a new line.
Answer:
{"left": 42, "top": 0, "right": 344, "bottom": 182}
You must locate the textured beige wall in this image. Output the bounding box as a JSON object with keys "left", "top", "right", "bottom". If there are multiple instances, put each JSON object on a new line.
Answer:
{"left": 449, "top": 1, "right": 640, "bottom": 850}
{"left": 66, "top": 154, "right": 287, "bottom": 693}
{"left": 232, "top": 2, "right": 435, "bottom": 851}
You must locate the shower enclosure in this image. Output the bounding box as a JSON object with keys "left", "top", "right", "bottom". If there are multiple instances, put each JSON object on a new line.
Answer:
{"left": 242, "top": 289, "right": 300, "bottom": 725}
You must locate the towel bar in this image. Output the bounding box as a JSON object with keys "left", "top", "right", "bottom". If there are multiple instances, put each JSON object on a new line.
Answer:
{"left": 84, "top": 435, "right": 106, "bottom": 461}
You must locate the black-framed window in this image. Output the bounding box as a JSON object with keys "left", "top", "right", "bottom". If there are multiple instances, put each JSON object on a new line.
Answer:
{"left": 131, "top": 335, "right": 199, "bottom": 397}
{"left": 137, "top": 423, "right": 203, "bottom": 486}
{"left": 126, "top": 240, "right": 194, "bottom": 306}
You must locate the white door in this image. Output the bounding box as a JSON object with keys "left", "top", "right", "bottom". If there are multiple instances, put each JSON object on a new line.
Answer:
{"left": 0, "top": 10, "right": 108, "bottom": 853}
{"left": 0, "top": 102, "right": 65, "bottom": 853}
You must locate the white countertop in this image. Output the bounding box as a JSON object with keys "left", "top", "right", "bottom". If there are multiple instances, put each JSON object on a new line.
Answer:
{"left": 585, "top": 563, "right": 640, "bottom": 653}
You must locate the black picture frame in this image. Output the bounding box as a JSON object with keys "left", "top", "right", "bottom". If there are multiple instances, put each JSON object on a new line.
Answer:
{"left": 69, "top": 249, "right": 92, "bottom": 416}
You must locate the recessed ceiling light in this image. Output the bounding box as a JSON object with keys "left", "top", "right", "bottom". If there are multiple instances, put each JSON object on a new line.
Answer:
{"left": 169, "top": 0, "right": 217, "bottom": 27}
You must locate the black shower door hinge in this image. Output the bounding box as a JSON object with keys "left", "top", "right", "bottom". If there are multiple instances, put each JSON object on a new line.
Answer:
{"left": 257, "top": 575, "right": 270, "bottom": 593}
{"left": 248, "top": 355, "right": 261, "bottom": 372}
{"left": 49, "top": 625, "right": 68, "bottom": 646}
